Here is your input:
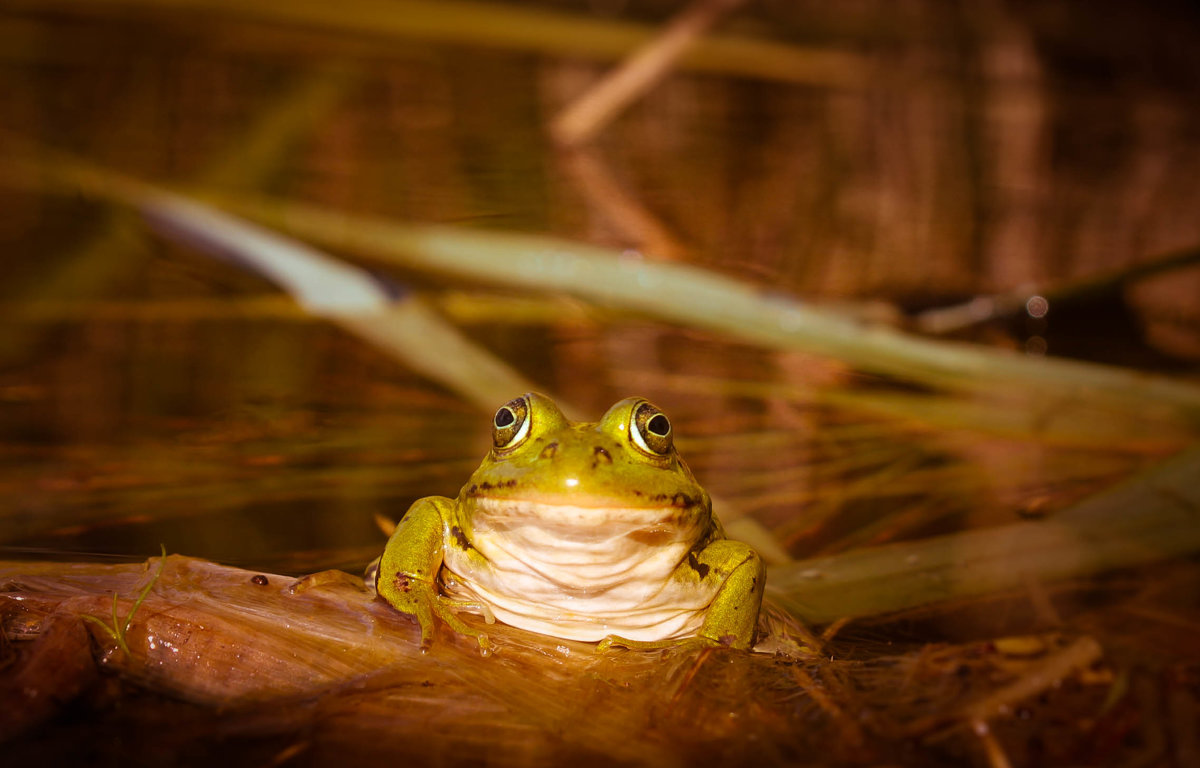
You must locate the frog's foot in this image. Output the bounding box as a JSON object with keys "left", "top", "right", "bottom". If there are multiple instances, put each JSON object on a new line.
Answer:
{"left": 597, "top": 633, "right": 728, "bottom": 653}
{"left": 383, "top": 572, "right": 493, "bottom": 656}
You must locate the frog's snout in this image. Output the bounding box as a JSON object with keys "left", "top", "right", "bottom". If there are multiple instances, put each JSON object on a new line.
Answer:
{"left": 529, "top": 437, "right": 625, "bottom": 492}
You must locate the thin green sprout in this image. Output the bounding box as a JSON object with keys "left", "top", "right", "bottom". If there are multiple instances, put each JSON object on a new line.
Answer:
{"left": 82, "top": 545, "right": 167, "bottom": 657}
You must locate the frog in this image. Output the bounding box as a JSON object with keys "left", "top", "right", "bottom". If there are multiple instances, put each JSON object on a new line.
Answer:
{"left": 375, "top": 393, "right": 764, "bottom": 654}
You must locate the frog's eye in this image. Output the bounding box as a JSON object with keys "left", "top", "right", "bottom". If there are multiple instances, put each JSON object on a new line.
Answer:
{"left": 630, "top": 402, "right": 672, "bottom": 456}
{"left": 492, "top": 396, "right": 531, "bottom": 450}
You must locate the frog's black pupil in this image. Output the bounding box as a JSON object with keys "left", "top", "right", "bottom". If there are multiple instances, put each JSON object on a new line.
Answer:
{"left": 495, "top": 408, "right": 515, "bottom": 428}
{"left": 647, "top": 413, "right": 670, "bottom": 436}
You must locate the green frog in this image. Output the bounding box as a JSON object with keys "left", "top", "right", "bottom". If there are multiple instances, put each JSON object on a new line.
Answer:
{"left": 375, "top": 393, "right": 764, "bottom": 654}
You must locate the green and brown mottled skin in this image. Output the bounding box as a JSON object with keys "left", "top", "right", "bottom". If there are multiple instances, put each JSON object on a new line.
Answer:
{"left": 375, "top": 393, "right": 764, "bottom": 654}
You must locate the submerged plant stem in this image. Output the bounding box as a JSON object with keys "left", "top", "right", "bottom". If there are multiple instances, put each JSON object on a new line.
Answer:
{"left": 961, "top": 636, "right": 1103, "bottom": 724}
{"left": 767, "top": 446, "right": 1200, "bottom": 624}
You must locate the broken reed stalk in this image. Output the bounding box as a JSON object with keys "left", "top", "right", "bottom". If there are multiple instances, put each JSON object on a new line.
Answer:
{"left": 218, "top": 197, "right": 1200, "bottom": 428}
{"left": 134, "top": 184, "right": 543, "bottom": 413}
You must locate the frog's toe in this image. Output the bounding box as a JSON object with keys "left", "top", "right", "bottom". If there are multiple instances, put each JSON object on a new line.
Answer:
{"left": 473, "top": 632, "right": 494, "bottom": 657}
{"left": 432, "top": 600, "right": 492, "bottom": 655}
{"left": 454, "top": 623, "right": 492, "bottom": 657}
{"left": 415, "top": 629, "right": 434, "bottom": 652}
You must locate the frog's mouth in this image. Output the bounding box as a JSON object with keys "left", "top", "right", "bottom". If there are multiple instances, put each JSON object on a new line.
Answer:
{"left": 468, "top": 496, "right": 709, "bottom": 547}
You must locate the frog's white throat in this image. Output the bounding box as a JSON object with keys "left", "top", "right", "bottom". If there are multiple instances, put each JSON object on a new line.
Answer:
{"left": 441, "top": 496, "right": 721, "bottom": 643}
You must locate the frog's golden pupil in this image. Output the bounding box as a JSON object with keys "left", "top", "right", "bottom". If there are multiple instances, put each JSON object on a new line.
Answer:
{"left": 647, "top": 414, "right": 670, "bottom": 436}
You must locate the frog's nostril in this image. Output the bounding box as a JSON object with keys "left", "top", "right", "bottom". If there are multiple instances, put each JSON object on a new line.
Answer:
{"left": 540, "top": 441, "right": 558, "bottom": 460}
{"left": 593, "top": 446, "right": 613, "bottom": 466}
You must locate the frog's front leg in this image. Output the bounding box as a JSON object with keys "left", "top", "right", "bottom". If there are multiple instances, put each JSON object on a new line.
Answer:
{"left": 376, "top": 497, "right": 492, "bottom": 654}
{"left": 601, "top": 540, "right": 765, "bottom": 652}
{"left": 695, "top": 541, "right": 765, "bottom": 649}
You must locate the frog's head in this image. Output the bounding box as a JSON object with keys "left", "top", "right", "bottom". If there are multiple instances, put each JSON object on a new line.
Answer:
{"left": 458, "top": 393, "right": 712, "bottom": 535}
